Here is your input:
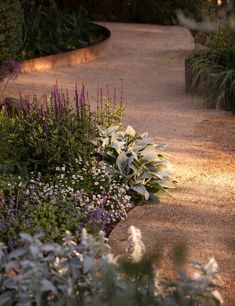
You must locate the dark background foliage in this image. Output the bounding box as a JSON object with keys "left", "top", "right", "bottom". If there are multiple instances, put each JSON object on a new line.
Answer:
{"left": 24, "top": 0, "right": 205, "bottom": 25}
{"left": 0, "top": 0, "right": 23, "bottom": 64}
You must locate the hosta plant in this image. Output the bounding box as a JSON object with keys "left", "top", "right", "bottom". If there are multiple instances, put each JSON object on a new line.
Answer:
{"left": 95, "top": 125, "right": 173, "bottom": 201}
{"left": 0, "top": 226, "right": 223, "bottom": 305}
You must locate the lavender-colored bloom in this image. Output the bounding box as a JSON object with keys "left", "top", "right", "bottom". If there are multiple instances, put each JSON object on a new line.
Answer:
{"left": 7, "top": 236, "right": 15, "bottom": 250}
{"left": 0, "top": 60, "right": 21, "bottom": 80}
{"left": 75, "top": 83, "right": 80, "bottom": 118}
{"left": 79, "top": 84, "right": 86, "bottom": 117}
{"left": 89, "top": 196, "right": 112, "bottom": 231}
{"left": 0, "top": 222, "right": 6, "bottom": 231}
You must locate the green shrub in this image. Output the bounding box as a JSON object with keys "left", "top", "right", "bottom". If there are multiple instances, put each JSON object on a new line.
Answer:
{"left": 0, "top": 0, "right": 23, "bottom": 64}
{"left": 0, "top": 226, "right": 223, "bottom": 305}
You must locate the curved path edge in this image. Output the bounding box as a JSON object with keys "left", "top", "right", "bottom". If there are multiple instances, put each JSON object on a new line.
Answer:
{"left": 20, "top": 25, "right": 111, "bottom": 73}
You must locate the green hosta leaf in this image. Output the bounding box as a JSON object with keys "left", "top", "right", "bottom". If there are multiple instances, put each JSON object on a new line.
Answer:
{"left": 116, "top": 152, "right": 135, "bottom": 176}
{"left": 106, "top": 125, "right": 120, "bottom": 136}
{"left": 109, "top": 140, "right": 126, "bottom": 152}
{"left": 131, "top": 184, "right": 149, "bottom": 200}
{"left": 132, "top": 138, "right": 152, "bottom": 152}
{"left": 146, "top": 182, "right": 164, "bottom": 194}
{"left": 155, "top": 170, "right": 171, "bottom": 180}
{"left": 141, "top": 152, "right": 157, "bottom": 162}
{"left": 140, "top": 172, "right": 153, "bottom": 180}
{"left": 148, "top": 193, "right": 160, "bottom": 204}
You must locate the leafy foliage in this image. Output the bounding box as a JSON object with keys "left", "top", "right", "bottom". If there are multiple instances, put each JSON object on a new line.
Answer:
{"left": 20, "top": 0, "right": 107, "bottom": 59}
{"left": 178, "top": 3, "right": 235, "bottom": 112}
{"left": 0, "top": 84, "right": 123, "bottom": 176}
{"left": 191, "top": 26, "right": 235, "bottom": 111}
{"left": 0, "top": 226, "right": 223, "bottom": 305}
{"left": 94, "top": 125, "right": 173, "bottom": 201}
{"left": 0, "top": 0, "right": 23, "bottom": 64}
{"left": 59, "top": 0, "right": 205, "bottom": 25}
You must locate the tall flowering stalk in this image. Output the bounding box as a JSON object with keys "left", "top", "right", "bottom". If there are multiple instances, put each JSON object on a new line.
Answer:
{"left": 0, "top": 83, "right": 124, "bottom": 175}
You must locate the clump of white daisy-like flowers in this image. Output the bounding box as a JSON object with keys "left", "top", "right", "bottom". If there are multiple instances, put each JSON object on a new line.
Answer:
{"left": 17, "top": 158, "right": 132, "bottom": 226}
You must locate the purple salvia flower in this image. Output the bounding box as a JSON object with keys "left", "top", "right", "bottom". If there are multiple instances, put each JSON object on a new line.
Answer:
{"left": 75, "top": 82, "right": 80, "bottom": 118}
{"left": 62, "top": 93, "right": 66, "bottom": 109}
{"left": 52, "top": 86, "right": 58, "bottom": 114}
{"left": 101, "top": 195, "right": 107, "bottom": 208}
{"left": 42, "top": 109, "right": 49, "bottom": 139}
{"left": 66, "top": 88, "right": 69, "bottom": 107}
{"left": 0, "top": 222, "right": 6, "bottom": 231}
{"left": 19, "top": 91, "right": 24, "bottom": 111}
{"left": 7, "top": 236, "right": 15, "bottom": 250}
{"left": 79, "top": 84, "right": 86, "bottom": 118}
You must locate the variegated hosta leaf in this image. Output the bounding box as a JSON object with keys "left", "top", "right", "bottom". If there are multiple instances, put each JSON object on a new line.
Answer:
{"left": 125, "top": 125, "right": 136, "bottom": 137}
{"left": 116, "top": 152, "right": 135, "bottom": 176}
{"left": 96, "top": 124, "right": 174, "bottom": 201}
{"left": 131, "top": 184, "right": 149, "bottom": 201}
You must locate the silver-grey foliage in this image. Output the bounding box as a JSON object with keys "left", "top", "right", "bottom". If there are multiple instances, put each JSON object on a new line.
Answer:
{"left": 0, "top": 227, "right": 223, "bottom": 306}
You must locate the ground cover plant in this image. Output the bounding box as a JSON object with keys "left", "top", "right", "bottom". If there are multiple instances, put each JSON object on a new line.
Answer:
{"left": 0, "top": 226, "right": 223, "bottom": 305}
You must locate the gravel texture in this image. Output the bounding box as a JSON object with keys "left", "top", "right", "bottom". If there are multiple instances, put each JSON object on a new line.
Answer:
{"left": 6, "top": 23, "right": 235, "bottom": 304}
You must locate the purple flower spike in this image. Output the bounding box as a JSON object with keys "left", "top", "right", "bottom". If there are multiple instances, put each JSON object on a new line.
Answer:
{"left": 79, "top": 84, "right": 86, "bottom": 117}
{"left": 75, "top": 82, "right": 79, "bottom": 118}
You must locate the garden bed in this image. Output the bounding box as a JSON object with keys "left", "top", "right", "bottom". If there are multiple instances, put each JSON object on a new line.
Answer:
{"left": 20, "top": 24, "right": 111, "bottom": 72}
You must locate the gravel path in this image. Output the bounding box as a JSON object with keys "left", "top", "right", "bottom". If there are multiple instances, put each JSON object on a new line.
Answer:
{"left": 6, "top": 23, "right": 235, "bottom": 304}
